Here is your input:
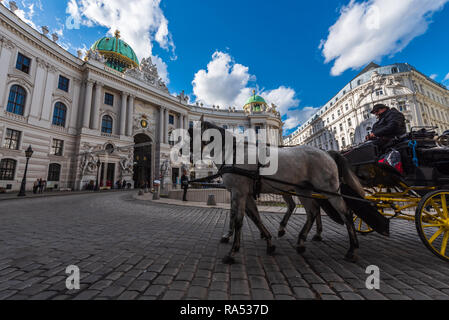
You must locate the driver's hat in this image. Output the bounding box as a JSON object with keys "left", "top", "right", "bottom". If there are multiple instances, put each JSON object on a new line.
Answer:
{"left": 371, "top": 104, "right": 389, "bottom": 114}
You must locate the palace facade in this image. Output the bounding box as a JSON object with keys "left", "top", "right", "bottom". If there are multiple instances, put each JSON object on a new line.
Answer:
{"left": 284, "top": 62, "right": 449, "bottom": 150}
{"left": 0, "top": 3, "right": 282, "bottom": 192}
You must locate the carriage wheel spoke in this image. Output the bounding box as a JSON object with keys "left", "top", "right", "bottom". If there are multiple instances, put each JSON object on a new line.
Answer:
{"left": 358, "top": 218, "right": 363, "bottom": 230}
{"left": 441, "top": 195, "right": 448, "bottom": 219}
{"left": 428, "top": 228, "right": 444, "bottom": 245}
{"left": 422, "top": 223, "right": 443, "bottom": 228}
{"left": 430, "top": 199, "right": 443, "bottom": 217}
{"left": 440, "top": 231, "right": 449, "bottom": 257}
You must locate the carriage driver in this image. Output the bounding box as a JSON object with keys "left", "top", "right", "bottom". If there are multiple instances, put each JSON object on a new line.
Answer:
{"left": 366, "top": 103, "right": 406, "bottom": 147}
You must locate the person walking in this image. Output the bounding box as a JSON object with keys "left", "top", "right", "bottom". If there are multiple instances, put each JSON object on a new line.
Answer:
{"left": 181, "top": 170, "right": 189, "bottom": 202}
{"left": 33, "top": 179, "right": 38, "bottom": 194}
{"left": 38, "top": 179, "right": 43, "bottom": 194}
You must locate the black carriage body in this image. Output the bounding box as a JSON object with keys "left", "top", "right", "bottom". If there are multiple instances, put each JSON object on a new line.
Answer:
{"left": 342, "top": 130, "right": 449, "bottom": 189}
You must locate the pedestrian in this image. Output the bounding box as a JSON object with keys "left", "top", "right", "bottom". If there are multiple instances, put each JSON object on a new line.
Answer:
{"left": 181, "top": 170, "right": 189, "bottom": 202}
{"left": 116, "top": 179, "right": 121, "bottom": 189}
{"left": 122, "top": 180, "right": 127, "bottom": 189}
{"left": 42, "top": 180, "right": 47, "bottom": 193}
{"left": 38, "top": 179, "right": 43, "bottom": 194}
{"left": 33, "top": 179, "right": 38, "bottom": 194}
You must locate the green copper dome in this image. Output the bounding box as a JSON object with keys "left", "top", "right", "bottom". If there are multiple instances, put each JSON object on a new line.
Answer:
{"left": 245, "top": 95, "right": 267, "bottom": 106}
{"left": 243, "top": 92, "right": 268, "bottom": 113}
{"left": 91, "top": 30, "right": 139, "bottom": 72}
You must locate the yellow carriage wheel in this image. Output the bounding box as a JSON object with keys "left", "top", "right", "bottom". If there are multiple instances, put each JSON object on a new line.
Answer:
{"left": 415, "top": 190, "right": 449, "bottom": 262}
{"left": 353, "top": 215, "right": 374, "bottom": 234}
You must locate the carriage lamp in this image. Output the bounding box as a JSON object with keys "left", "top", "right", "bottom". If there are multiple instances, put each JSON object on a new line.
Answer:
{"left": 17, "top": 145, "right": 33, "bottom": 197}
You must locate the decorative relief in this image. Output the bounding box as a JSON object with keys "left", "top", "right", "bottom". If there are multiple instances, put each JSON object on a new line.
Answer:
{"left": 125, "top": 57, "right": 169, "bottom": 93}
{"left": 79, "top": 143, "right": 101, "bottom": 175}
{"left": 86, "top": 49, "right": 106, "bottom": 64}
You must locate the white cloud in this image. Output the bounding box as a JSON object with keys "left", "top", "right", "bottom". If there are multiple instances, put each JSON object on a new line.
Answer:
{"left": 430, "top": 74, "right": 438, "bottom": 80}
{"left": 283, "top": 107, "right": 320, "bottom": 131}
{"left": 67, "top": 0, "right": 175, "bottom": 83}
{"left": 444, "top": 73, "right": 449, "bottom": 82}
{"left": 192, "top": 51, "right": 306, "bottom": 130}
{"left": 320, "top": 0, "right": 449, "bottom": 76}
{"left": 2, "top": 0, "right": 40, "bottom": 30}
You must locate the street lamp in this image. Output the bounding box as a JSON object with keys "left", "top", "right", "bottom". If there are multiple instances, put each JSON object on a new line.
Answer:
{"left": 17, "top": 145, "right": 33, "bottom": 197}
{"left": 95, "top": 159, "right": 101, "bottom": 191}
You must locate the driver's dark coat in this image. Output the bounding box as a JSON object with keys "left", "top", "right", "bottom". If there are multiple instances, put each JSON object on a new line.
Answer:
{"left": 372, "top": 108, "right": 406, "bottom": 139}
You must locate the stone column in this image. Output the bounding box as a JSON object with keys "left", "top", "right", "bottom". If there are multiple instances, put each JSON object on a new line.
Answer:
{"left": 91, "top": 82, "right": 103, "bottom": 130}
{"left": 40, "top": 65, "right": 58, "bottom": 121}
{"left": 159, "top": 106, "right": 165, "bottom": 143}
{"left": 0, "top": 39, "right": 14, "bottom": 110}
{"left": 164, "top": 108, "right": 169, "bottom": 144}
{"left": 69, "top": 79, "right": 82, "bottom": 129}
{"left": 120, "top": 92, "right": 128, "bottom": 136}
{"left": 127, "top": 95, "right": 135, "bottom": 136}
{"left": 29, "top": 58, "right": 47, "bottom": 119}
{"left": 82, "top": 80, "right": 94, "bottom": 128}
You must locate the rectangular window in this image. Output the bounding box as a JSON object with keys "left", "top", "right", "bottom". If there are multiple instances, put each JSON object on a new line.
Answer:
{"left": 3, "top": 129, "right": 21, "bottom": 150}
{"left": 0, "top": 159, "right": 16, "bottom": 181}
{"left": 58, "top": 75, "right": 70, "bottom": 92}
{"left": 375, "top": 89, "right": 384, "bottom": 96}
{"left": 51, "top": 139, "right": 64, "bottom": 156}
{"left": 104, "top": 93, "right": 114, "bottom": 106}
{"left": 169, "top": 114, "right": 175, "bottom": 125}
{"left": 16, "top": 53, "right": 31, "bottom": 74}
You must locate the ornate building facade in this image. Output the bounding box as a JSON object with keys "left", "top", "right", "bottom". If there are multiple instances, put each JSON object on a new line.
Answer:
{"left": 0, "top": 3, "right": 282, "bottom": 192}
{"left": 284, "top": 62, "right": 449, "bottom": 150}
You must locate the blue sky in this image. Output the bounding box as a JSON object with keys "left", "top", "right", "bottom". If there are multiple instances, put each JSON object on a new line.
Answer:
{"left": 3, "top": 0, "right": 449, "bottom": 135}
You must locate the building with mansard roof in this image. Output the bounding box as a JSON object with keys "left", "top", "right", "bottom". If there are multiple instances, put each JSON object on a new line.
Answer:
{"left": 0, "top": 3, "right": 282, "bottom": 192}
{"left": 283, "top": 62, "right": 449, "bottom": 150}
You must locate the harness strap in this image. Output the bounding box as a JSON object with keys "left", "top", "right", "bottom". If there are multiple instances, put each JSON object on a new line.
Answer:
{"left": 408, "top": 140, "right": 419, "bottom": 167}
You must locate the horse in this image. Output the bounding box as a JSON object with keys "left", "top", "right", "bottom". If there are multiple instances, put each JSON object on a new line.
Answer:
{"left": 187, "top": 120, "right": 386, "bottom": 264}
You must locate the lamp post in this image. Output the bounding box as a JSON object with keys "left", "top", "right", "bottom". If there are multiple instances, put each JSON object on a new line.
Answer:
{"left": 95, "top": 159, "right": 101, "bottom": 191}
{"left": 17, "top": 145, "right": 33, "bottom": 197}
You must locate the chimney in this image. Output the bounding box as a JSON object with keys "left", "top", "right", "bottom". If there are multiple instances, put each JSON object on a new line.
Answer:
{"left": 9, "top": 1, "right": 18, "bottom": 12}
{"left": 41, "top": 26, "right": 49, "bottom": 36}
{"left": 51, "top": 33, "right": 59, "bottom": 42}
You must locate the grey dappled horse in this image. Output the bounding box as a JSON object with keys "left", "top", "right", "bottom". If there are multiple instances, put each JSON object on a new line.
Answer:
{"left": 190, "top": 121, "right": 364, "bottom": 263}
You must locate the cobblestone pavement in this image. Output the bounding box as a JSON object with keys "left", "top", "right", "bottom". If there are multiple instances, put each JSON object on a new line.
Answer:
{"left": 0, "top": 192, "right": 448, "bottom": 300}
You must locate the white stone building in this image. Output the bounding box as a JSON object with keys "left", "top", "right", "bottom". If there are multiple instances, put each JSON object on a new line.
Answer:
{"left": 0, "top": 3, "right": 282, "bottom": 192}
{"left": 284, "top": 62, "right": 449, "bottom": 150}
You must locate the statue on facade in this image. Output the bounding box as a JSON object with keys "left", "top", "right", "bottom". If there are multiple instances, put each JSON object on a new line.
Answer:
{"left": 80, "top": 144, "right": 99, "bottom": 175}
{"left": 86, "top": 49, "right": 106, "bottom": 63}
{"left": 119, "top": 149, "right": 134, "bottom": 175}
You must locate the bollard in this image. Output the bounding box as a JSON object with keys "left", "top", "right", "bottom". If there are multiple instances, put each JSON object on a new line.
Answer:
{"left": 207, "top": 194, "right": 217, "bottom": 206}
{"left": 153, "top": 180, "right": 161, "bottom": 200}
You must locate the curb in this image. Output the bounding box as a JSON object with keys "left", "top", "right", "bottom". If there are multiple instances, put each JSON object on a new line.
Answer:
{"left": 0, "top": 189, "right": 134, "bottom": 202}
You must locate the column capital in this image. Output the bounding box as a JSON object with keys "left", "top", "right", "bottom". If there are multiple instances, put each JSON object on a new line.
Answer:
{"left": 85, "top": 79, "right": 95, "bottom": 86}
{"left": 122, "top": 91, "right": 130, "bottom": 97}
{"left": 95, "top": 81, "right": 104, "bottom": 87}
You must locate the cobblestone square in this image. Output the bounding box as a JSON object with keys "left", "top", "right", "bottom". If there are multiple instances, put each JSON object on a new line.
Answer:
{"left": 0, "top": 192, "right": 448, "bottom": 300}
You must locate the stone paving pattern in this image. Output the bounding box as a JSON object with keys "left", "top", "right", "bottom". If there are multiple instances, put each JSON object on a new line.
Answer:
{"left": 0, "top": 192, "right": 448, "bottom": 300}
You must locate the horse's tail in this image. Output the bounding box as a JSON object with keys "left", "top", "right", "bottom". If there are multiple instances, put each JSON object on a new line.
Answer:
{"left": 327, "top": 151, "right": 364, "bottom": 197}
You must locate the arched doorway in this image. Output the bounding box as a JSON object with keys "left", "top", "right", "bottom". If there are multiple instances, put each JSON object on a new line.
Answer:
{"left": 133, "top": 134, "right": 152, "bottom": 188}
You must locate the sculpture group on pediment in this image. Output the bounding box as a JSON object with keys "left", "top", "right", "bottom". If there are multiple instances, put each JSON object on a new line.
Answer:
{"left": 86, "top": 49, "right": 106, "bottom": 64}
{"left": 124, "top": 56, "right": 169, "bottom": 92}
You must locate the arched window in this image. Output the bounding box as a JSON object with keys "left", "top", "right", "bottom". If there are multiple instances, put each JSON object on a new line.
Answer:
{"left": 101, "top": 115, "right": 113, "bottom": 134}
{"left": 47, "top": 163, "right": 61, "bottom": 182}
{"left": 0, "top": 159, "right": 17, "bottom": 181}
{"left": 392, "top": 67, "right": 399, "bottom": 74}
{"left": 7, "top": 85, "right": 26, "bottom": 115}
{"left": 342, "top": 137, "right": 346, "bottom": 148}
{"left": 52, "top": 102, "right": 67, "bottom": 127}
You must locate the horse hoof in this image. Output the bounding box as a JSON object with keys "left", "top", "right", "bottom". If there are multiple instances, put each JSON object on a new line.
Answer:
{"left": 296, "top": 246, "right": 306, "bottom": 254}
{"left": 222, "top": 255, "right": 235, "bottom": 265}
{"left": 220, "top": 237, "right": 230, "bottom": 244}
{"left": 344, "top": 253, "right": 358, "bottom": 263}
{"left": 267, "top": 245, "right": 276, "bottom": 255}
{"left": 312, "top": 235, "right": 323, "bottom": 242}
{"left": 278, "top": 230, "right": 286, "bottom": 238}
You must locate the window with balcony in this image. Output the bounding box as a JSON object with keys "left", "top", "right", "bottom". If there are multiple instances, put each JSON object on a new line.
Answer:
{"left": 101, "top": 115, "right": 113, "bottom": 134}
{"left": 52, "top": 102, "right": 67, "bottom": 127}
{"left": 7, "top": 85, "right": 26, "bottom": 116}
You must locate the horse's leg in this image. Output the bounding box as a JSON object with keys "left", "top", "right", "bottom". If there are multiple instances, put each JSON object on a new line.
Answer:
{"left": 220, "top": 211, "right": 234, "bottom": 244}
{"left": 327, "top": 196, "right": 359, "bottom": 262}
{"left": 296, "top": 198, "right": 319, "bottom": 254}
{"left": 246, "top": 196, "right": 276, "bottom": 255}
{"left": 278, "top": 194, "right": 296, "bottom": 238}
{"left": 312, "top": 208, "right": 323, "bottom": 242}
{"left": 222, "top": 191, "right": 246, "bottom": 265}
